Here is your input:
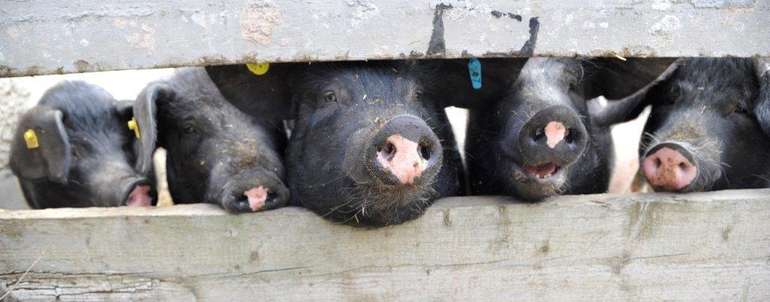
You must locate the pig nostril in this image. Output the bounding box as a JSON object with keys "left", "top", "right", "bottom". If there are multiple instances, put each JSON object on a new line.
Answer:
{"left": 378, "top": 142, "right": 397, "bottom": 162}
{"left": 534, "top": 128, "right": 545, "bottom": 142}
{"left": 419, "top": 143, "right": 432, "bottom": 160}
{"left": 654, "top": 157, "right": 662, "bottom": 168}
{"left": 679, "top": 162, "right": 688, "bottom": 170}
{"left": 564, "top": 128, "right": 574, "bottom": 144}
{"left": 234, "top": 196, "right": 250, "bottom": 210}
{"left": 266, "top": 191, "right": 278, "bottom": 202}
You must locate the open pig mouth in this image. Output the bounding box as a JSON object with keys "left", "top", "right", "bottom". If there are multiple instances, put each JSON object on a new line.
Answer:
{"left": 522, "top": 162, "right": 561, "bottom": 179}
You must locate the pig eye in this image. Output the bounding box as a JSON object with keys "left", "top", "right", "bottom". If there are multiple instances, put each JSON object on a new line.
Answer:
{"left": 322, "top": 91, "right": 337, "bottom": 103}
{"left": 733, "top": 103, "right": 750, "bottom": 116}
{"left": 664, "top": 84, "right": 681, "bottom": 105}
{"left": 183, "top": 122, "right": 197, "bottom": 134}
{"left": 568, "top": 82, "right": 579, "bottom": 93}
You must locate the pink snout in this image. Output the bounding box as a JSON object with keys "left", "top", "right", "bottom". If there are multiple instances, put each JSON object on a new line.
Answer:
{"left": 126, "top": 185, "right": 152, "bottom": 207}
{"left": 642, "top": 147, "right": 697, "bottom": 191}
{"left": 544, "top": 121, "right": 567, "bottom": 149}
{"left": 376, "top": 134, "right": 428, "bottom": 185}
{"left": 244, "top": 186, "right": 269, "bottom": 211}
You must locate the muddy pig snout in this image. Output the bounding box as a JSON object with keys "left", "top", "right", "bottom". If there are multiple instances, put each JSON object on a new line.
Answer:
{"left": 369, "top": 116, "right": 441, "bottom": 185}
{"left": 642, "top": 143, "right": 697, "bottom": 192}
{"left": 518, "top": 105, "right": 588, "bottom": 165}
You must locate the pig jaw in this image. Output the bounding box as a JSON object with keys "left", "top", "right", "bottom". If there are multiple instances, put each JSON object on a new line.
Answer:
{"left": 510, "top": 160, "right": 570, "bottom": 201}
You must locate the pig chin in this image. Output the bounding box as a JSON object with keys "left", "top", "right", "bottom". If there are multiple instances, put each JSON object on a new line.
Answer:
{"left": 509, "top": 161, "right": 569, "bottom": 200}
{"left": 337, "top": 176, "right": 439, "bottom": 226}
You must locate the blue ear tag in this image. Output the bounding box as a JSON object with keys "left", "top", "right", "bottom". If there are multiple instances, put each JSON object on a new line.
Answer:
{"left": 468, "top": 58, "right": 482, "bottom": 90}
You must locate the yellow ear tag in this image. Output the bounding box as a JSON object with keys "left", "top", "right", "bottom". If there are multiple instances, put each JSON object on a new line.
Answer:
{"left": 246, "top": 63, "right": 270, "bottom": 76}
{"left": 24, "top": 129, "right": 39, "bottom": 149}
{"left": 127, "top": 117, "right": 141, "bottom": 139}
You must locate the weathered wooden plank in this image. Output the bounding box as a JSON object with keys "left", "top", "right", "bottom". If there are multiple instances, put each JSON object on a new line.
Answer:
{"left": 1, "top": 0, "right": 769, "bottom": 77}
{"left": 1, "top": 190, "right": 769, "bottom": 301}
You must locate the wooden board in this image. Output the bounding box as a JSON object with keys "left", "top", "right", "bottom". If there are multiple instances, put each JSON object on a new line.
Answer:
{"left": 1, "top": 190, "right": 769, "bottom": 301}
{"left": 1, "top": 0, "right": 769, "bottom": 77}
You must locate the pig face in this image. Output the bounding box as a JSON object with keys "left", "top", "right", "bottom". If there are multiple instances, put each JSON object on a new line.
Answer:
{"left": 133, "top": 68, "right": 289, "bottom": 212}
{"left": 598, "top": 58, "right": 770, "bottom": 192}
{"left": 463, "top": 58, "right": 675, "bottom": 200}
{"left": 288, "top": 63, "right": 462, "bottom": 226}
{"left": 10, "top": 81, "right": 154, "bottom": 208}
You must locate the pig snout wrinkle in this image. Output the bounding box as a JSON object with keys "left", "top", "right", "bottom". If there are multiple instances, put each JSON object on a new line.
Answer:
{"left": 377, "top": 134, "right": 427, "bottom": 185}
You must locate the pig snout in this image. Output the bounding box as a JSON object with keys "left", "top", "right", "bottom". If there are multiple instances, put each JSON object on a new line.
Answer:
{"left": 642, "top": 143, "right": 697, "bottom": 192}
{"left": 121, "top": 180, "right": 153, "bottom": 207}
{"left": 369, "top": 116, "right": 441, "bottom": 186}
{"left": 218, "top": 173, "right": 289, "bottom": 213}
{"left": 377, "top": 134, "right": 427, "bottom": 185}
{"left": 126, "top": 184, "right": 152, "bottom": 207}
{"left": 544, "top": 121, "right": 567, "bottom": 149}
{"left": 518, "top": 105, "right": 588, "bottom": 167}
{"left": 244, "top": 186, "right": 269, "bottom": 211}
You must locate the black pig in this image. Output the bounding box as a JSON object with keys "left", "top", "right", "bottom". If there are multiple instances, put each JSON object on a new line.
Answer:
{"left": 10, "top": 81, "right": 154, "bottom": 208}
{"left": 205, "top": 63, "right": 296, "bottom": 123}
{"left": 592, "top": 58, "right": 770, "bottom": 192}
{"left": 287, "top": 62, "right": 463, "bottom": 226}
{"left": 133, "top": 68, "right": 289, "bottom": 212}
{"left": 459, "top": 57, "right": 674, "bottom": 200}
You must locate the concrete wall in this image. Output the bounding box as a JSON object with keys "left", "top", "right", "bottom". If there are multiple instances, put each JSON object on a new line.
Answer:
{"left": 2, "top": 0, "right": 768, "bottom": 77}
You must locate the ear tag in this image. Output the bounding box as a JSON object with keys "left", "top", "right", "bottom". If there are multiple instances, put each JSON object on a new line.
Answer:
{"left": 127, "top": 117, "right": 141, "bottom": 139}
{"left": 246, "top": 63, "right": 270, "bottom": 76}
{"left": 468, "top": 58, "right": 482, "bottom": 90}
{"left": 24, "top": 129, "right": 39, "bottom": 149}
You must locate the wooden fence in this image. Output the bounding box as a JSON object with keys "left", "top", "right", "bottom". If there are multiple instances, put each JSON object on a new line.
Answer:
{"left": 2, "top": 191, "right": 770, "bottom": 301}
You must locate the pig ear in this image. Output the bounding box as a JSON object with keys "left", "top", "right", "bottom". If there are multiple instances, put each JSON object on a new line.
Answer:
{"left": 114, "top": 100, "right": 134, "bottom": 121}
{"left": 133, "top": 83, "right": 173, "bottom": 174}
{"left": 408, "top": 58, "right": 526, "bottom": 109}
{"left": 588, "top": 59, "right": 681, "bottom": 127}
{"left": 205, "top": 64, "right": 296, "bottom": 120}
{"left": 10, "top": 106, "right": 72, "bottom": 183}
{"left": 753, "top": 58, "right": 770, "bottom": 137}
